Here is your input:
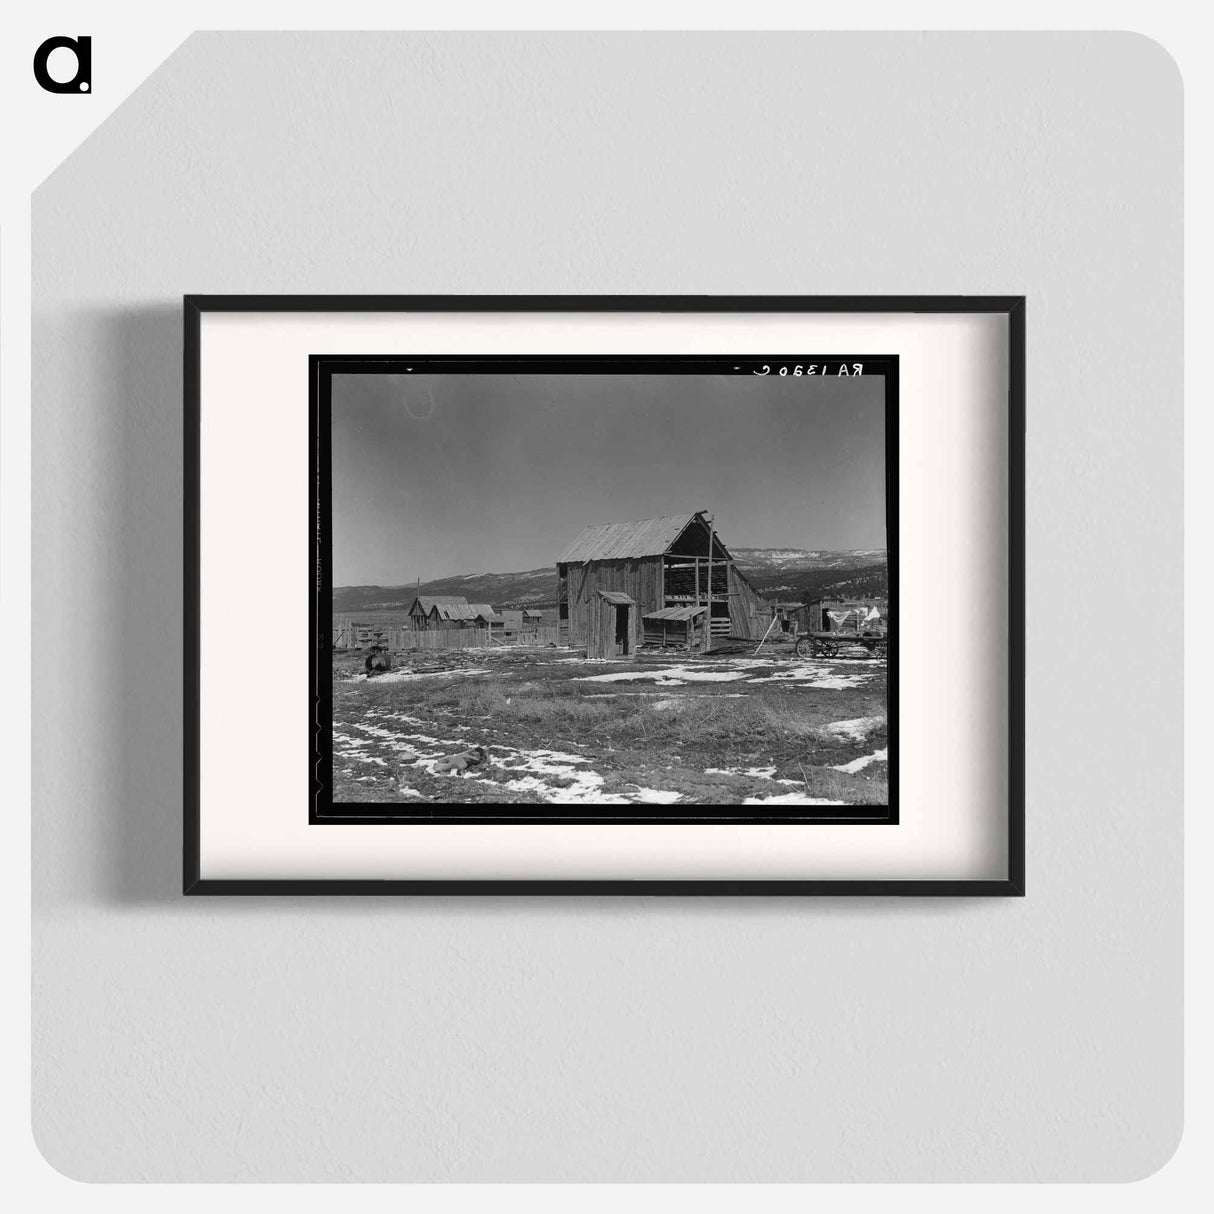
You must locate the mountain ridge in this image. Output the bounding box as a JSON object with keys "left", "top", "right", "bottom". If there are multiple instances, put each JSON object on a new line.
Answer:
{"left": 333, "top": 548, "right": 887, "bottom": 613}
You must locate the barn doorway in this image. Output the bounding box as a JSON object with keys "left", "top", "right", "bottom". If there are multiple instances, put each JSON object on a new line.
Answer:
{"left": 614, "top": 604, "right": 630, "bottom": 656}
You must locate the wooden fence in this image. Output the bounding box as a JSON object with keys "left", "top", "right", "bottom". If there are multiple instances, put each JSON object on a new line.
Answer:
{"left": 333, "top": 620, "right": 561, "bottom": 652}
{"left": 391, "top": 627, "right": 490, "bottom": 650}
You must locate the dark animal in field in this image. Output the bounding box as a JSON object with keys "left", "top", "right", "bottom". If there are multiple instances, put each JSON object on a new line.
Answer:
{"left": 364, "top": 648, "right": 392, "bottom": 676}
{"left": 432, "top": 746, "right": 488, "bottom": 776}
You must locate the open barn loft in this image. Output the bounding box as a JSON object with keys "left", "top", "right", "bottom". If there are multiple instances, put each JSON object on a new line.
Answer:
{"left": 555, "top": 511, "right": 766, "bottom": 658}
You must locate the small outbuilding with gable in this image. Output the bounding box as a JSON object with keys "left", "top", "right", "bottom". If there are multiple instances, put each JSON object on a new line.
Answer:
{"left": 641, "top": 604, "right": 709, "bottom": 651}
{"left": 407, "top": 595, "right": 482, "bottom": 630}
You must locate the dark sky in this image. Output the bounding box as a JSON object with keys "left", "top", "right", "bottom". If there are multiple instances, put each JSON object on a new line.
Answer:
{"left": 331, "top": 372, "right": 887, "bottom": 585}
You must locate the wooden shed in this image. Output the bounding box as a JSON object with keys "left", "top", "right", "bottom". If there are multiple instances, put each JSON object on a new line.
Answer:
{"left": 642, "top": 605, "right": 708, "bottom": 651}
{"left": 468, "top": 604, "right": 503, "bottom": 633}
{"left": 587, "top": 590, "right": 637, "bottom": 659}
{"left": 771, "top": 601, "right": 809, "bottom": 634}
{"left": 407, "top": 595, "right": 486, "bottom": 630}
{"left": 556, "top": 511, "right": 766, "bottom": 656}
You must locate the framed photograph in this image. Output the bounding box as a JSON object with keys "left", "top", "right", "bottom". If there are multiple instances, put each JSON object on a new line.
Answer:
{"left": 185, "top": 296, "right": 1024, "bottom": 894}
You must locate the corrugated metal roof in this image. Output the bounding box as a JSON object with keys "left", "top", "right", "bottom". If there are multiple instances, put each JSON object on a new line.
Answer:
{"left": 597, "top": 590, "right": 636, "bottom": 605}
{"left": 523, "top": 609, "right": 543, "bottom": 618}
{"left": 466, "top": 603, "right": 496, "bottom": 618}
{"left": 557, "top": 513, "right": 697, "bottom": 562}
{"left": 643, "top": 606, "right": 707, "bottom": 622}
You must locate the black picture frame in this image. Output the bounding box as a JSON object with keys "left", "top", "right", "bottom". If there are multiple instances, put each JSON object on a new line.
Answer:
{"left": 184, "top": 295, "right": 1025, "bottom": 896}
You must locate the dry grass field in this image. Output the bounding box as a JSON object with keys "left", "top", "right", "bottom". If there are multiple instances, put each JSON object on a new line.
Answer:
{"left": 331, "top": 637, "right": 888, "bottom": 808}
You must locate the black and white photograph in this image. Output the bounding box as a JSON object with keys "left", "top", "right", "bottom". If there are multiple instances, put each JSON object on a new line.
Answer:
{"left": 313, "top": 355, "right": 898, "bottom": 823}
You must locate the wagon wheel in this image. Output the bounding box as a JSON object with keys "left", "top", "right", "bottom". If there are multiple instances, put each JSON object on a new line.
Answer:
{"left": 819, "top": 639, "right": 840, "bottom": 659}
{"left": 794, "top": 636, "right": 815, "bottom": 659}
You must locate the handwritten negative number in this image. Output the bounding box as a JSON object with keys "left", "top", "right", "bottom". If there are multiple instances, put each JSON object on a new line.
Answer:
{"left": 752, "top": 364, "right": 864, "bottom": 376}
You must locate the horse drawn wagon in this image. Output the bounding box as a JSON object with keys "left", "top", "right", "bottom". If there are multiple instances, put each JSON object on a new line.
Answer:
{"left": 794, "top": 628, "right": 887, "bottom": 660}
{"left": 791, "top": 599, "right": 888, "bottom": 660}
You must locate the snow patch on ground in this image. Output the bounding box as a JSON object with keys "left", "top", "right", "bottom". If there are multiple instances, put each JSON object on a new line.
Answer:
{"left": 741, "top": 793, "right": 846, "bottom": 806}
{"left": 746, "top": 662, "right": 875, "bottom": 688}
{"left": 362, "top": 666, "right": 491, "bottom": 683}
{"left": 703, "top": 765, "right": 782, "bottom": 780}
{"left": 350, "top": 721, "right": 463, "bottom": 748}
{"left": 367, "top": 736, "right": 685, "bottom": 807}
{"left": 490, "top": 745, "right": 590, "bottom": 767}
{"left": 501, "top": 775, "right": 550, "bottom": 795}
{"left": 830, "top": 747, "right": 888, "bottom": 774}
{"left": 479, "top": 746, "right": 630, "bottom": 804}
{"left": 576, "top": 666, "right": 751, "bottom": 684}
{"left": 825, "top": 716, "right": 884, "bottom": 741}
{"left": 365, "top": 711, "right": 428, "bottom": 727}
{"left": 791, "top": 676, "right": 872, "bottom": 689}
{"left": 628, "top": 787, "right": 683, "bottom": 804}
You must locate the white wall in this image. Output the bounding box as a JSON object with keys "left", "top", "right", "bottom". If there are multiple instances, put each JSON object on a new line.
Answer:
{"left": 31, "top": 32, "right": 1181, "bottom": 1181}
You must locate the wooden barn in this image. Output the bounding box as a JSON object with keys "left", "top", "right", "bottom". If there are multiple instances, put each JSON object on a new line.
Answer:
{"left": 555, "top": 511, "right": 767, "bottom": 657}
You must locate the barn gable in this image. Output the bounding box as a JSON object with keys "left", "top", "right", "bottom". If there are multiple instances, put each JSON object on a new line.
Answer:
{"left": 557, "top": 512, "right": 731, "bottom": 563}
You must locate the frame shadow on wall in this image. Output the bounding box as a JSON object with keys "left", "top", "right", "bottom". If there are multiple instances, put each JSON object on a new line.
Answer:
{"left": 85, "top": 305, "right": 186, "bottom": 904}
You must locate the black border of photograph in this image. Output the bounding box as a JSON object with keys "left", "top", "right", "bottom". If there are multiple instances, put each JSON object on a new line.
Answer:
{"left": 313, "top": 354, "right": 898, "bottom": 826}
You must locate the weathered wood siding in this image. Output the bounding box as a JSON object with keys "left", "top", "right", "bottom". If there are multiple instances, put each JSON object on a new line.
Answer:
{"left": 563, "top": 558, "right": 764, "bottom": 644}
{"left": 564, "top": 557, "right": 662, "bottom": 648}
{"left": 586, "top": 595, "right": 638, "bottom": 659}
{"left": 642, "top": 616, "right": 702, "bottom": 651}
{"left": 727, "top": 565, "right": 766, "bottom": 639}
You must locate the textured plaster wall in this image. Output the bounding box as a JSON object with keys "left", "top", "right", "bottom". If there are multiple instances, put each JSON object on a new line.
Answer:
{"left": 31, "top": 33, "right": 1181, "bottom": 1181}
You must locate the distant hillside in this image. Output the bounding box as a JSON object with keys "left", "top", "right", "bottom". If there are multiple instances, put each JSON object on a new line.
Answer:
{"left": 333, "top": 567, "right": 554, "bottom": 614}
{"left": 333, "top": 548, "right": 887, "bottom": 614}
{"left": 730, "top": 549, "right": 887, "bottom": 601}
